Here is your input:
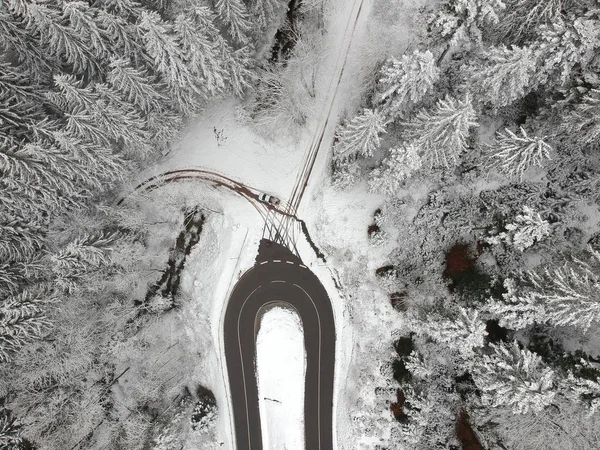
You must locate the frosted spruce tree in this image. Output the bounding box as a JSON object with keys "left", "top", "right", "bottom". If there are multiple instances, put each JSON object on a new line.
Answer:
{"left": 377, "top": 50, "right": 439, "bottom": 120}
{"left": 486, "top": 206, "right": 552, "bottom": 251}
{"left": 468, "top": 45, "right": 537, "bottom": 108}
{"left": 333, "top": 108, "right": 387, "bottom": 161}
{"left": 407, "top": 308, "right": 487, "bottom": 359}
{"left": 107, "top": 58, "right": 165, "bottom": 114}
{"left": 402, "top": 94, "right": 478, "bottom": 168}
{"left": 484, "top": 127, "right": 552, "bottom": 180}
{"left": 471, "top": 341, "right": 556, "bottom": 414}
{"left": 0, "top": 290, "right": 53, "bottom": 362}
{"left": 488, "top": 256, "right": 600, "bottom": 332}
{"left": 428, "top": 0, "right": 505, "bottom": 50}
{"left": 562, "top": 89, "right": 600, "bottom": 148}
{"left": 215, "top": 0, "right": 253, "bottom": 45}
{"left": 368, "top": 144, "right": 422, "bottom": 195}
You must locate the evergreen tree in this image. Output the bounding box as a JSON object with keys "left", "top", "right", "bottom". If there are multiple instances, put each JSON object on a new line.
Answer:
{"left": 428, "top": 0, "right": 505, "bottom": 49}
{"left": 488, "top": 260, "right": 600, "bottom": 332}
{"left": 173, "top": 12, "right": 227, "bottom": 95}
{"left": 495, "top": 0, "right": 575, "bottom": 44}
{"left": 49, "top": 230, "right": 123, "bottom": 293}
{"left": 561, "top": 89, "right": 600, "bottom": 149}
{"left": 138, "top": 11, "right": 192, "bottom": 89}
{"left": 249, "top": 0, "right": 281, "bottom": 30}
{"left": 484, "top": 127, "right": 552, "bottom": 180}
{"left": 377, "top": 50, "right": 439, "bottom": 120}
{"left": 333, "top": 109, "right": 387, "bottom": 161}
{"left": 0, "top": 408, "right": 22, "bottom": 448}
{"left": 368, "top": 144, "right": 422, "bottom": 195}
{"left": 0, "top": 290, "right": 52, "bottom": 362}
{"left": 107, "top": 58, "right": 165, "bottom": 114}
{"left": 402, "top": 95, "right": 478, "bottom": 168}
{"left": 5, "top": 0, "right": 101, "bottom": 78}
{"left": 486, "top": 206, "right": 552, "bottom": 251}
{"left": 467, "top": 45, "right": 537, "bottom": 108}
{"left": 408, "top": 308, "right": 487, "bottom": 359}
{"left": 471, "top": 341, "right": 556, "bottom": 414}
{"left": 214, "top": 0, "right": 253, "bottom": 45}
{"left": 533, "top": 16, "right": 600, "bottom": 87}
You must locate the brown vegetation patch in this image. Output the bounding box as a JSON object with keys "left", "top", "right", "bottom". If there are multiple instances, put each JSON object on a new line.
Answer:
{"left": 456, "top": 408, "right": 485, "bottom": 450}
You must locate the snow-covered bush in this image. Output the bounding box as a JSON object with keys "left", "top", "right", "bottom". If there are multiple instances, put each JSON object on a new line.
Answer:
{"left": 486, "top": 206, "right": 551, "bottom": 251}
{"left": 484, "top": 127, "right": 552, "bottom": 180}
{"left": 471, "top": 341, "right": 556, "bottom": 414}
{"left": 377, "top": 50, "right": 439, "bottom": 120}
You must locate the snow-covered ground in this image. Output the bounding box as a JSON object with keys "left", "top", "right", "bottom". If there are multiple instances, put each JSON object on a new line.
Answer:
{"left": 256, "top": 307, "right": 306, "bottom": 450}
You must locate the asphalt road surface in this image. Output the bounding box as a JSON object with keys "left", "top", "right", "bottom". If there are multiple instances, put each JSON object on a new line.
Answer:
{"left": 224, "top": 240, "right": 336, "bottom": 450}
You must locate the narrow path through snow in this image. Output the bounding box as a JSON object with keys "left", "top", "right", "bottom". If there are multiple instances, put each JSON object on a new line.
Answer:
{"left": 256, "top": 307, "right": 306, "bottom": 450}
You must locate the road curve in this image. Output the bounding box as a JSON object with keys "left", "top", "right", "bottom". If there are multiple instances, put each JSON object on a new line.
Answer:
{"left": 224, "top": 240, "right": 336, "bottom": 450}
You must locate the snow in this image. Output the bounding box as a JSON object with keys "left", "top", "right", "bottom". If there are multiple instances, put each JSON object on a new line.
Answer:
{"left": 256, "top": 307, "right": 306, "bottom": 450}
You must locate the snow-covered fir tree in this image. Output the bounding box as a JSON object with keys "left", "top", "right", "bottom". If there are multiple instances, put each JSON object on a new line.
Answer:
{"left": 561, "top": 89, "right": 600, "bottom": 148}
{"left": 214, "top": 0, "right": 253, "bottom": 45}
{"left": 486, "top": 278, "right": 544, "bottom": 330}
{"left": 107, "top": 58, "right": 165, "bottom": 114}
{"left": 333, "top": 108, "right": 387, "bottom": 161}
{"left": 484, "top": 127, "right": 552, "bottom": 180}
{"left": 533, "top": 16, "right": 600, "bottom": 87}
{"left": 471, "top": 341, "right": 556, "bottom": 414}
{"left": 468, "top": 45, "right": 537, "bottom": 108}
{"left": 486, "top": 206, "right": 551, "bottom": 251}
{"left": 368, "top": 144, "right": 422, "bottom": 195}
{"left": 407, "top": 308, "right": 487, "bottom": 359}
{"left": 402, "top": 95, "right": 478, "bottom": 168}
{"left": 428, "top": 0, "right": 505, "bottom": 49}
{"left": 377, "top": 50, "right": 439, "bottom": 120}
{"left": 0, "top": 290, "right": 52, "bottom": 362}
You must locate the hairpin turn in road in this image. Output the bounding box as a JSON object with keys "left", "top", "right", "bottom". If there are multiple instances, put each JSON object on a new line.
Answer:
{"left": 223, "top": 240, "right": 336, "bottom": 450}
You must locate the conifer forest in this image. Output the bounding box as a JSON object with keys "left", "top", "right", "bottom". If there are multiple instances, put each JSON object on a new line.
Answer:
{"left": 1, "top": 0, "right": 600, "bottom": 449}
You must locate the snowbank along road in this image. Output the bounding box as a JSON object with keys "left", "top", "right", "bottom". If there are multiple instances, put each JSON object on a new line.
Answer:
{"left": 224, "top": 240, "right": 336, "bottom": 450}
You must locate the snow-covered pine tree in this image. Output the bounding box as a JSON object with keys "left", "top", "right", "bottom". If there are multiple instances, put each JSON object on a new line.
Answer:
{"left": 486, "top": 205, "right": 552, "bottom": 251}
{"left": 377, "top": 50, "right": 439, "bottom": 120}
{"left": 331, "top": 160, "right": 361, "bottom": 191}
{"left": 564, "top": 368, "right": 600, "bottom": 415}
{"left": 49, "top": 75, "right": 151, "bottom": 155}
{"left": 0, "top": 290, "right": 52, "bottom": 362}
{"left": 138, "top": 11, "right": 193, "bottom": 90}
{"left": 249, "top": 0, "right": 281, "bottom": 30}
{"left": 107, "top": 58, "right": 165, "bottom": 114}
{"left": 402, "top": 95, "right": 478, "bottom": 168}
{"left": 333, "top": 108, "right": 387, "bottom": 161}
{"left": 486, "top": 278, "right": 544, "bottom": 329}
{"left": 0, "top": 408, "right": 22, "bottom": 448}
{"left": 49, "top": 230, "right": 123, "bottom": 294}
{"left": 527, "top": 263, "right": 600, "bottom": 331}
{"left": 533, "top": 16, "right": 600, "bottom": 87}
{"left": 484, "top": 127, "right": 552, "bottom": 180}
{"left": 471, "top": 341, "right": 556, "bottom": 414}
{"left": 561, "top": 89, "right": 600, "bottom": 148}
{"left": 428, "top": 0, "right": 505, "bottom": 50}
{"left": 214, "top": 0, "right": 253, "bottom": 45}
{"left": 5, "top": 0, "right": 101, "bottom": 77}
{"left": 494, "top": 0, "right": 565, "bottom": 43}
{"left": 408, "top": 308, "right": 487, "bottom": 359}
{"left": 467, "top": 45, "right": 537, "bottom": 108}
{"left": 368, "top": 144, "right": 422, "bottom": 195}
{"left": 0, "top": 9, "right": 55, "bottom": 78}
{"left": 173, "top": 12, "right": 227, "bottom": 96}
{"left": 0, "top": 220, "right": 44, "bottom": 262}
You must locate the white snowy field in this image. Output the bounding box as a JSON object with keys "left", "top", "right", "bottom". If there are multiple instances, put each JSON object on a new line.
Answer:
{"left": 256, "top": 307, "right": 306, "bottom": 450}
